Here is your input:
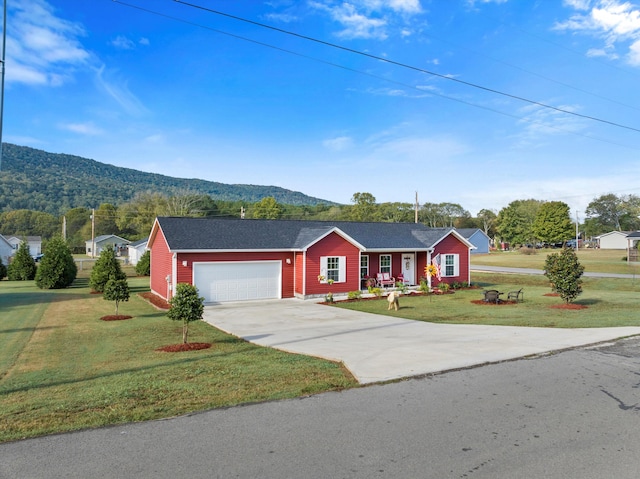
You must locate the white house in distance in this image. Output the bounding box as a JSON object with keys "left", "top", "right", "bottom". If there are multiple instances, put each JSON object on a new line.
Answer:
{"left": 85, "top": 234, "right": 131, "bottom": 257}
{"left": 0, "top": 234, "right": 14, "bottom": 265}
{"left": 6, "top": 236, "right": 42, "bottom": 257}
{"left": 127, "top": 238, "right": 148, "bottom": 265}
{"left": 595, "top": 231, "right": 629, "bottom": 249}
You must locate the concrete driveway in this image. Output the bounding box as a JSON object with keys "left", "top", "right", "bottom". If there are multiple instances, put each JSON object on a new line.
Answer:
{"left": 202, "top": 299, "right": 640, "bottom": 384}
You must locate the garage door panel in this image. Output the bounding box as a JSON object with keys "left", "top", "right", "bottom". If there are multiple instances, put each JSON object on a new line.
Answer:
{"left": 194, "top": 262, "right": 281, "bottom": 303}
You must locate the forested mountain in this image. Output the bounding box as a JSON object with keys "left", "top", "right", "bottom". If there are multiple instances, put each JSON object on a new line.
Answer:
{"left": 0, "top": 143, "right": 333, "bottom": 215}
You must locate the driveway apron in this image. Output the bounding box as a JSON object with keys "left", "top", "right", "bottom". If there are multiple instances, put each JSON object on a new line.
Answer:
{"left": 202, "top": 298, "right": 640, "bottom": 384}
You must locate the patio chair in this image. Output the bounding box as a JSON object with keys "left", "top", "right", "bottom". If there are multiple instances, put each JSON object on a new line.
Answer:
{"left": 376, "top": 272, "right": 396, "bottom": 288}
{"left": 483, "top": 289, "right": 502, "bottom": 304}
{"left": 507, "top": 288, "right": 524, "bottom": 302}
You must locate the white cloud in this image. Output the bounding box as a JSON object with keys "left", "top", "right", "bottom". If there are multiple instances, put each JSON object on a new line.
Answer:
{"left": 7, "top": 0, "right": 90, "bottom": 85}
{"left": 555, "top": 0, "right": 640, "bottom": 66}
{"left": 323, "top": 135, "right": 354, "bottom": 151}
{"left": 309, "top": 0, "right": 424, "bottom": 40}
{"left": 629, "top": 38, "right": 640, "bottom": 64}
{"left": 94, "top": 65, "right": 148, "bottom": 117}
{"left": 59, "top": 122, "right": 104, "bottom": 136}
{"left": 514, "top": 103, "right": 587, "bottom": 146}
{"left": 111, "top": 35, "right": 135, "bottom": 50}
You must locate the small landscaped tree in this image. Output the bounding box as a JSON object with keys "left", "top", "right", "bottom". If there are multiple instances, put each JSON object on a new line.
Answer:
{"left": 35, "top": 236, "right": 77, "bottom": 289}
{"left": 90, "top": 245, "right": 127, "bottom": 293}
{"left": 544, "top": 247, "right": 584, "bottom": 303}
{"left": 103, "top": 278, "right": 130, "bottom": 315}
{"left": 135, "top": 250, "right": 150, "bottom": 276}
{"left": 167, "top": 283, "right": 204, "bottom": 344}
{"left": 7, "top": 241, "right": 37, "bottom": 281}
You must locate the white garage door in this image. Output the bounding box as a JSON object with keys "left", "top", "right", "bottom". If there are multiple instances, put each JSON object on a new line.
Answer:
{"left": 193, "top": 261, "right": 281, "bottom": 303}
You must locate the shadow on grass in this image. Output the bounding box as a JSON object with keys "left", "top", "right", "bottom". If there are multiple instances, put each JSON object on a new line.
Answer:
{"left": 0, "top": 326, "right": 63, "bottom": 334}
{"left": 0, "top": 343, "right": 256, "bottom": 395}
{"left": 575, "top": 298, "right": 603, "bottom": 306}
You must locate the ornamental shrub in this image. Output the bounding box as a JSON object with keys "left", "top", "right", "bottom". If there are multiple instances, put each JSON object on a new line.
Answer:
{"left": 0, "top": 257, "right": 6, "bottom": 280}
{"left": 167, "top": 283, "right": 204, "bottom": 344}
{"left": 347, "top": 290, "right": 362, "bottom": 300}
{"left": 135, "top": 250, "right": 150, "bottom": 276}
{"left": 35, "top": 236, "right": 77, "bottom": 289}
{"left": 90, "top": 245, "right": 127, "bottom": 293}
{"left": 103, "top": 278, "right": 130, "bottom": 315}
{"left": 544, "top": 247, "right": 584, "bottom": 303}
{"left": 7, "top": 241, "right": 37, "bottom": 281}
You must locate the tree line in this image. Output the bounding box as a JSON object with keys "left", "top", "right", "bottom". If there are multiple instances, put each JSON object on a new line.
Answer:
{"left": 1, "top": 191, "right": 637, "bottom": 252}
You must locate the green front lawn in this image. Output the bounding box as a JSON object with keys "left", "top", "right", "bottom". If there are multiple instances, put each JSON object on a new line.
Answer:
{"left": 335, "top": 273, "right": 640, "bottom": 329}
{"left": 471, "top": 248, "right": 640, "bottom": 275}
{"left": 0, "top": 277, "right": 356, "bottom": 443}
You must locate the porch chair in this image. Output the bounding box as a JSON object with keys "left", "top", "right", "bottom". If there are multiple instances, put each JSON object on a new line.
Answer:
{"left": 483, "top": 289, "right": 502, "bottom": 304}
{"left": 507, "top": 288, "right": 524, "bottom": 302}
{"left": 376, "top": 272, "right": 396, "bottom": 288}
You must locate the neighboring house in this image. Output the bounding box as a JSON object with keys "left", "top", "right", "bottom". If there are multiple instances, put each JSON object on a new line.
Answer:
{"left": 455, "top": 228, "right": 490, "bottom": 254}
{"left": 595, "top": 231, "right": 630, "bottom": 249}
{"left": 148, "top": 217, "right": 475, "bottom": 303}
{"left": 0, "top": 234, "right": 14, "bottom": 265}
{"left": 127, "top": 238, "right": 148, "bottom": 265}
{"left": 6, "top": 236, "right": 42, "bottom": 257}
{"left": 85, "top": 235, "right": 131, "bottom": 257}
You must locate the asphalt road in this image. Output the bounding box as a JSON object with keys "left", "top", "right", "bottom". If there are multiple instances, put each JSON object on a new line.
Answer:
{"left": 471, "top": 264, "right": 639, "bottom": 279}
{"left": 2, "top": 337, "right": 640, "bottom": 478}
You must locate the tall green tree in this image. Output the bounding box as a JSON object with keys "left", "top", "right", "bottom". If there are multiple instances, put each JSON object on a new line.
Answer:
{"left": 496, "top": 199, "right": 543, "bottom": 245}
{"left": 532, "top": 201, "right": 574, "bottom": 244}
{"left": 252, "top": 196, "right": 283, "bottom": 219}
{"left": 544, "top": 247, "right": 584, "bottom": 303}
{"left": 135, "top": 250, "right": 151, "bottom": 276}
{"left": 476, "top": 209, "right": 497, "bottom": 237}
{"left": 7, "top": 241, "right": 37, "bottom": 281}
{"left": 64, "top": 207, "right": 91, "bottom": 252}
{"left": 349, "top": 192, "right": 378, "bottom": 222}
{"left": 35, "top": 236, "right": 77, "bottom": 289}
{"left": 585, "top": 194, "right": 640, "bottom": 234}
{"left": 89, "top": 245, "right": 127, "bottom": 293}
{"left": 167, "top": 283, "right": 205, "bottom": 344}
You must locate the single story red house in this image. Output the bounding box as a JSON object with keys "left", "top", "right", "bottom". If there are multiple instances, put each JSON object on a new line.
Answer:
{"left": 148, "top": 217, "right": 475, "bottom": 303}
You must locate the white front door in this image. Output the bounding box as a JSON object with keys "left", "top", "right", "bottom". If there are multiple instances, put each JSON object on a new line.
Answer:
{"left": 401, "top": 253, "right": 415, "bottom": 285}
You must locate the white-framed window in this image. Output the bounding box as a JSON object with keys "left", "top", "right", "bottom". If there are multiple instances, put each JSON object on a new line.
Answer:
{"left": 379, "top": 254, "right": 391, "bottom": 274}
{"left": 360, "top": 255, "right": 369, "bottom": 278}
{"left": 320, "top": 256, "right": 346, "bottom": 283}
{"left": 443, "top": 254, "right": 459, "bottom": 277}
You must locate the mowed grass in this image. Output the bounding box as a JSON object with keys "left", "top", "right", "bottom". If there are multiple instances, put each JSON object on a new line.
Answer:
{"left": 335, "top": 273, "right": 640, "bottom": 329}
{"left": 0, "top": 276, "right": 356, "bottom": 443}
{"left": 471, "top": 248, "right": 640, "bottom": 275}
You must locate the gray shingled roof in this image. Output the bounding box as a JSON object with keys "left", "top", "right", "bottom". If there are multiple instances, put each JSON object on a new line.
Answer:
{"left": 155, "top": 217, "right": 458, "bottom": 252}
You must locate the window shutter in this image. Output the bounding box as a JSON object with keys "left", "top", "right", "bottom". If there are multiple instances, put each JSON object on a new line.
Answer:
{"left": 453, "top": 254, "right": 459, "bottom": 277}
{"left": 320, "top": 257, "right": 328, "bottom": 280}
{"left": 339, "top": 256, "right": 346, "bottom": 283}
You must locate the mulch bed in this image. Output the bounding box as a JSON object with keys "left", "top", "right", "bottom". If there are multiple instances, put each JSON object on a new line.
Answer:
{"left": 156, "top": 342, "right": 212, "bottom": 352}
{"left": 544, "top": 293, "right": 560, "bottom": 297}
{"left": 139, "top": 292, "right": 170, "bottom": 310}
{"left": 100, "top": 315, "right": 133, "bottom": 321}
{"left": 470, "top": 299, "right": 517, "bottom": 306}
{"left": 550, "top": 303, "right": 588, "bottom": 310}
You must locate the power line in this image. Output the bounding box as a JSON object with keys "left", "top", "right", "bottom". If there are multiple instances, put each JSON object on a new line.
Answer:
{"left": 111, "top": 1, "right": 640, "bottom": 150}
{"left": 173, "top": 0, "right": 640, "bottom": 135}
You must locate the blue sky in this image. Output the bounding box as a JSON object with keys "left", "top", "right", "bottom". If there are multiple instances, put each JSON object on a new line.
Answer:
{"left": 6, "top": 0, "right": 640, "bottom": 216}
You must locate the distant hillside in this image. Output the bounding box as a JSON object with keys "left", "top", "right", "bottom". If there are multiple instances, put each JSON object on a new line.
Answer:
{"left": 0, "top": 144, "right": 335, "bottom": 215}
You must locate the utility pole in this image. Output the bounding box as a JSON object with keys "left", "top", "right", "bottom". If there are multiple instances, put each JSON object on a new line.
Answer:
{"left": 414, "top": 192, "right": 419, "bottom": 224}
{"left": 91, "top": 208, "right": 95, "bottom": 258}
{"left": 62, "top": 216, "right": 67, "bottom": 241}
{"left": 0, "top": 0, "right": 7, "bottom": 171}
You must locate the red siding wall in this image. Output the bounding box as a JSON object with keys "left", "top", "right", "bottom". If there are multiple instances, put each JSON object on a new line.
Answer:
{"left": 150, "top": 228, "right": 174, "bottom": 300}
{"left": 294, "top": 251, "right": 304, "bottom": 296}
{"left": 433, "top": 235, "right": 470, "bottom": 286}
{"left": 305, "top": 232, "right": 360, "bottom": 296}
{"left": 175, "top": 251, "right": 296, "bottom": 299}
